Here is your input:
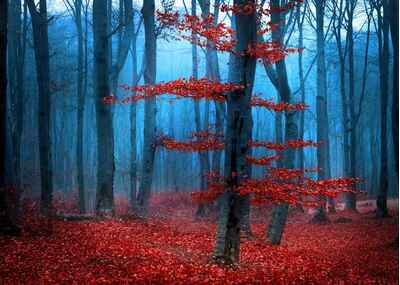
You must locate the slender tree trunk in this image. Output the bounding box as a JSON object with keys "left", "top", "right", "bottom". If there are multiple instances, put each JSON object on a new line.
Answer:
{"left": 389, "top": 0, "right": 398, "bottom": 176}
{"left": 266, "top": 0, "right": 298, "bottom": 245}
{"left": 129, "top": 23, "right": 139, "bottom": 210}
{"left": 312, "top": 0, "right": 330, "bottom": 223}
{"left": 27, "top": 0, "right": 53, "bottom": 216}
{"left": 297, "top": 5, "right": 305, "bottom": 172}
{"left": 93, "top": 0, "right": 114, "bottom": 216}
{"left": 376, "top": 2, "right": 390, "bottom": 218}
{"left": 192, "top": 0, "right": 209, "bottom": 218}
{"left": 137, "top": 0, "right": 157, "bottom": 216}
{"left": 212, "top": 0, "right": 257, "bottom": 264}
{"left": 73, "top": 0, "right": 86, "bottom": 214}
{"left": 344, "top": 2, "right": 357, "bottom": 210}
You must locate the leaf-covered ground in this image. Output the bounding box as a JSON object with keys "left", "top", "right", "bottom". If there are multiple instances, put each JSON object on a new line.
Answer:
{"left": 0, "top": 196, "right": 398, "bottom": 284}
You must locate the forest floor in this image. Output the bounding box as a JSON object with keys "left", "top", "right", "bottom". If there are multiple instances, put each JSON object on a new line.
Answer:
{"left": 0, "top": 194, "right": 398, "bottom": 284}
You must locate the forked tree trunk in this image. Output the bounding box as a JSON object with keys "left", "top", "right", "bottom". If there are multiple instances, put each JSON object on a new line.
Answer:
{"left": 137, "top": 0, "right": 157, "bottom": 216}
{"left": 212, "top": 0, "right": 257, "bottom": 264}
{"left": 27, "top": 0, "right": 53, "bottom": 216}
{"left": 266, "top": 0, "right": 298, "bottom": 244}
{"left": 93, "top": 0, "right": 114, "bottom": 216}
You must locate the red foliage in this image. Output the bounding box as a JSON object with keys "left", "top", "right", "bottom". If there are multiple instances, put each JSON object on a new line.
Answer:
{"left": 0, "top": 201, "right": 397, "bottom": 284}
{"left": 220, "top": 0, "right": 304, "bottom": 16}
{"left": 248, "top": 139, "right": 321, "bottom": 150}
{"left": 250, "top": 95, "right": 307, "bottom": 111}
{"left": 118, "top": 77, "right": 243, "bottom": 103}
{"left": 159, "top": 136, "right": 224, "bottom": 152}
{"left": 247, "top": 42, "right": 304, "bottom": 64}
{"left": 245, "top": 154, "right": 281, "bottom": 165}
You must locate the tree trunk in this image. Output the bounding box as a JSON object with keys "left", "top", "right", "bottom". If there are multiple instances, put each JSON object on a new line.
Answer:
{"left": 137, "top": 0, "right": 157, "bottom": 216}
{"left": 129, "top": 21, "right": 139, "bottom": 210}
{"left": 344, "top": 2, "right": 357, "bottom": 210}
{"left": 212, "top": 0, "right": 257, "bottom": 264}
{"left": 266, "top": 0, "right": 298, "bottom": 244}
{"left": 27, "top": 0, "right": 53, "bottom": 216}
{"left": 389, "top": 0, "right": 398, "bottom": 176}
{"left": 376, "top": 2, "right": 390, "bottom": 218}
{"left": 73, "top": 0, "right": 86, "bottom": 214}
{"left": 312, "top": 0, "right": 330, "bottom": 223}
{"left": 93, "top": 0, "right": 114, "bottom": 216}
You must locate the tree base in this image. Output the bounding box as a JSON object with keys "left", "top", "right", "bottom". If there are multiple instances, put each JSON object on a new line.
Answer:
{"left": 309, "top": 210, "right": 330, "bottom": 224}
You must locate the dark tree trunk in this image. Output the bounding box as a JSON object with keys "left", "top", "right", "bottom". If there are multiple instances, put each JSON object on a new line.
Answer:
{"left": 376, "top": 1, "right": 390, "bottom": 218}
{"left": 72, "top": 0, "right": 86, "bottom": 214}
{"left": 129, "top": 20, "right": 140, "bottom": 211}
{"left": 93, "top": 0, "right": 114, "bottom": 216}
{"left": 344, "top": 1, "right": 357, "bottom": 211}
{"left": 389, "top": 0, "right": 399, "bottom": 177}
{"left": 137, "top": 0, "right": 157, "bottom": 216}
{"left": 27, "top": 0, "right": 53, "bottom": 216}
{"left": 266, "top": 0, "right": 298, "bottom": 244}
{"left": 212, "top": 0, "right": 257, "bottom": 264}
{"left": 312, "top": 0, "right": 330, "bottom": 223}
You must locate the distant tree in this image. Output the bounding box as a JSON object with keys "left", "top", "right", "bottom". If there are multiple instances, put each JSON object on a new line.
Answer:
{"left": 136, "top": 0, "right": 157, "bottom": 216}
{"left": 62, "top": 0, "right": 86, "bottom": 213}
{"left": 93, "top": 0, "right": 115, "bottom": 215}
{"left": 27, "top": 0, "right": 53, "bottom": 216}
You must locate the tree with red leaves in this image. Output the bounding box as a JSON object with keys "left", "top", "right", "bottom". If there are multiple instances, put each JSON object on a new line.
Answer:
{"left": 115, "top": 0, "right": 358, "bottom": 265}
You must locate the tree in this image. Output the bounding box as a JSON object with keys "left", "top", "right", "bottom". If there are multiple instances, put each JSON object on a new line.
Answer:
{"left": 63, "top": 0, "right": 86, "bottom": 213}
{"left": 129, "top": 11, "right": 143, "bottom": 211}
{"left": 389, "top": 0, "right": 398, "bottom": 177}
{"left": 8, "top": 0, "right": 26, "bottom": 192}
{"left": 374, "top": 0, "right": 390, "bottom": 218}
{"left": 117, "top": 0, "right": 356, "bottom": 264}
{"left": 309, "top": 0, "right": 331, "bottom": 222}
{"left": 0, "top": 0, "right": 12, "bottom": 233}
{"left": 27, "top": 0, "right": 53, "bottom": 216}
{"left": 136, "top": 0, "right": 157, "bottom": 216}
{"left": 93, "top": 0, "right": 114, "bottom": 215}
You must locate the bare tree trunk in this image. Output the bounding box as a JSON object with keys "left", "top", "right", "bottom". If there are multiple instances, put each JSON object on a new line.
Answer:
{"left": 296, "top": 5, "right": 305, "bottom": 172}
{"left": 70, "top": 0, "right": 86, "bottom": 214}
{"left": 129, "top": 21, "right": 139, "bottom": 210}
{"left": 27, "top": 0, "right": 53, "bottom": 216}
{"left": 0, "top": 0, "right": 12, "bottom": 232}
{"left": 376, "top": 1, "right": 390, "bottom": 218}
{"left": 212, "top": 0, "right": 257, "bottom": 264}
{"left": 389, "top": 0, "right": 398, "bottom": 176}
{"left": 137, "top": 0, "right": 157, "bottom": 216}
{"left": 312, "top": 0, "right": 330, "bottom": 223}
{"left": 266, "top": 0, "right": 298, "bottom": 245}
{"left": 93, "top": 0, "right": 114, "bottom": 216}
{"left": 343, "top": 0, "right": 357, "bottom": 210}
{"left": 8, "top": 0, "right": 24, "bottom": 190}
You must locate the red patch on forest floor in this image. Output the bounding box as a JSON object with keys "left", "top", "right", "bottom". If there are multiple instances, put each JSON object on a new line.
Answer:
{"left": 0, "top": 197, "right": 398, "bottom": 284}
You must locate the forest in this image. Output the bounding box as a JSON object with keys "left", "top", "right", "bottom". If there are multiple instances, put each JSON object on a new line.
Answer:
{"left": 0, "top": 0, "right": 398, "bottom": 283}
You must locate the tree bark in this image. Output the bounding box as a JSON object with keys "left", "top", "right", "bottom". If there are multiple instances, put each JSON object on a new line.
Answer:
{"left": 312, "top": 0, "right": 330, "bottom": 223}
{"left": 212, "top": 0, "right": 257, "bottom": 264}
{"left": 266, "top": 0, "right": 298, "bottom": 244}
{"left": 376, "top": 1, "right": 390, "bottom": 218}
{"left": 93, "top": 0, "right": 114, "bottom": 216}
{"left": 389, "top": 0, "right": 398, "bottom": 176}
{"left": 27, "top": 0, "right": 53, "bottom": 216}
{"left": 137, "top": 0, "right": 157, "bottom": 216}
